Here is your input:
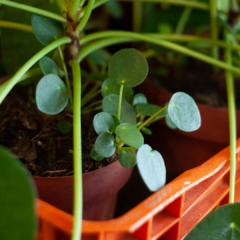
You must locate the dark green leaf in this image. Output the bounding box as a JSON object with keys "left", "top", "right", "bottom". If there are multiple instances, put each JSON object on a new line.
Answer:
{"left": 1, "top": 0, "right": 49, "bottom": 75}
{"left": 88, "top": 49, "right": 111, "bottom": 67}
{"left": 135, "top": 103, "right": 166, "bottom": 118}
{"left": 142, "top": 127, "right": 152, "bottom": 135}
{"left": 101, "top": 78, "right": 134, "bottom": 103}
{"left": 90, "top": 147, "right": 104, "bottom": 161}
{"left": 57, "top": 121, "right": 72, "bottom": 133}
{"left": 137, "top": 144, "right": 166, "bottom": 192}
{"left": 185, "top": 202, "right": 240, "bottom": 240}
{"left": 32, "top": 14, "right": 64, "bottom": 46}
{"left": 0, "top": 145, "right": 37, "bottom": 240}
{"left": 119, "top": 150, "right": 136, "bottom": 168}
{"left": 105, "top": 0, "right": 124, "bottom": 19}
{"left": 115, "top": 123, "right": 144, "bottom": 148}
{"left": 133, "top": 93, "right": 148, "bottom": 105}
{"left": 93, "top": 112, "right": 115, "bottom": 134}
{"left": 108, "top": 48, "right": 149, "bottom": 88}
{"left": 168, "top": 92, "right": 201, "bottom": 132}
{"left": 95, "top": 132, "right": 116, "bottom": 158}
{"left": 102, "top": 94, "right": 137, "bottom": 125}
{"left": 39, "top": 56, "right": 58, "bottom": 75}
{"left": 36, "top": 74, "right": 69, "bottom": 115}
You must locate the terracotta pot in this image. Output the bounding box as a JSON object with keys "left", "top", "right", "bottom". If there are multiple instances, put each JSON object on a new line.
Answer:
{"left": 36, "top": 139, "right": 240, "bottom": 240}
{"left": 34, "top": 160, "right": 133, "bottom": 221}
{"left": 137, "top": 79, "right": 240, "bottom": 174}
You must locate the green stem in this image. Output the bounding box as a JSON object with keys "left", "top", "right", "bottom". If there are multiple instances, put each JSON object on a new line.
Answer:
{"left": 225, "top": 33, "right": 236, "bottom": 204}
{"left": 210, "top": 0, "right": 218, "bottom": 62}
{"left": 78, "top": 32, "right": 240, "bottom": 75}
{"left": 76, "top": 0, "right": 95, "bottom": 31}
{"left": 231, "top": 0, "right": 239, "bottom": 11}
{"left": 0, "top": 0, "right": 67, "bottom": 23}
{"left": 81, "top": 79, "right": 90, "bottom": 95}
{"left": 82, "top": 100, "right": 102, "bottom": 112}
{"left": 81, "top": 106, "right": 102, "bottom": 114}
{"left": 80, "top": 32, "right": 240, "bottom": 52}
{"left": 69, "top": 60, "right": 82, "bottom": 240}
{"left": 56, "top": 0, "right": 67, "bottom": 14}
{"left": 118, "top": 84, "right": 124, "bottom": 120}
{"left": 81, "top": 83, "right": 101, "bottom": 107}
{"left": 117, "top": 146, "right": 137, "bottom": 152}
{"left": 0, "top": 21, "right": 32, "bottom": 32}
{"left": 120, "top": 0, "right": 209, "bottom": 11}
{"left": 133, "top": 1, "right": 142, "bottom": 32}
{"left": 58, "top": 46, "right": 73, "bottom": 106}
{"left": 0, "top": 37, "right": 71, "bottom": 103}
{"left": 138, "top": 106, "right": 167, "bottom": 130}
{"left": 69, "top": 0, "right": 81, "bottom": 21}
{"left": 79, "top": 0, "right": 87, "bottom": 7}
{"left": 175, "top": 6, "right": 193, "bottom": 34}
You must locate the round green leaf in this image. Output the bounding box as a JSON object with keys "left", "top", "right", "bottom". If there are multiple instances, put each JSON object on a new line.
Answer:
{"left": 185, "top": 202, "right": 240, "bottom": 240}
{"left": 135, "top": 103, "right": 166, "bottom": 118}
{"left": 102, "top": 94, "right": 136, "bottom": 125}
{"left": 101, "top": 78, "right": 134, "bottom": 103}
{"left": 137, "top": 144, "right": 166, "bottom": 191}
{"left": 142, "top": 127, "right": 152, "bottom": 135}
{"left": 108, "top": 48, "right": 149, "bottom": 88}
{"left": 57, "top": 121, "right": 72, "bottom": 133}
{"left": 90, "top": 147, "right": 104, "bottom": 161}
{"left": 115, "top": 123, "right": 144, "bottom": 148}
{"left": 36, "top": 74, "right": 69, "bottom": 115}
{"left": 119, "top": 150, "right": 136, "bottom": 168}
{"left": 95, "top": 132, "right": 116, "bottom": 158}
{"left": 165, "top": 114, "right": 177, "bottom": 129}
{"left": 168, "top": 92, "right": 201, "bottom": 132}
{"left": 133, "top": 93, "right": 148, "bottom": 105}
{"left": 0, "top": 145, "right": 37, "bottom": 240}
{"left": 88, "top": 49, "right": 111, "bottom": 67}
{"left": 93, "top": 112, "right": 115, "bottom": 134}
{"left": 32, "top": 14, "right": 64, "bottom": 46}
{"left": 39, "top": 56, "right": 58, "bottom": 76}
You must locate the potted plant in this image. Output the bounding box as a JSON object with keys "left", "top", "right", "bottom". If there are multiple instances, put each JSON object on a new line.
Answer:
{"left": 0, "top": 0, "right": 203, "bottom": 239}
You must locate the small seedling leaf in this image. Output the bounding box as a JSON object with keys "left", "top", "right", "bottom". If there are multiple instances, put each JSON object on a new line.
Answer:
{"left": 168, "top": 92, "right": 201, "bottom": 132}
{"left": 133, "top": 93, "right": 148, "bottom": 105}
{"left": 93, "top": 112, "right": 115, "bottom": 134}
{"left": 36, "top": 74, "right": 69, "bottom": 115}
{"left": 39, "top": 56, "right": 58, "bottom": 76}
{"left": 119, "top": 150, "right": 136, "bottom": 168}
{"left": 135, "top": 103, "right": 166, "bottom": 118}
{"left": 137, "top": 144, "right": 166, "bottom": 191}
{"left": 115, "top": 123, "right": 144, "bottom": 148}
{"left": 90, "top": 147, "right": 104, "bottom": 161}
{"left": 102, "top": 94, "right": 136, "bottom": 125}
{"left": 185, "top": 202, "right": 240, "bottom": 240}
{"left": 0, "top": 146, "right": 37, "bottom": 240}
{"left": 95, "top": 132, "right": 116, "bottom": 158}
{"left": 32, "top": 14, "right": 64, "bottom": 46}
{"left": 142, "top": 127, "right": 152, "bottom": 135}
{"left": 89, "top": 49, "right": 111, "bottom": 67}
{"left": 108, "top": 48, "right": 149, "bottom": 88}
{"left": 57, "top": 121, "right": 72, "bottom": 133}
{"left": 101, "top": 78, "right": 134, "bottom": 103}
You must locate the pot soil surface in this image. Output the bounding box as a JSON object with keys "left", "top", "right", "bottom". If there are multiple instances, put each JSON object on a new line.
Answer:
{"left": 0, "top": 85, "right": 117, "bottom": 177}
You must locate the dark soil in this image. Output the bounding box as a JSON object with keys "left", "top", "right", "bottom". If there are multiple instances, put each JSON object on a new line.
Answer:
{"left": 148, "top": 57, "right": 240, "bottom": 109}
{"left": 0, "top": 85, "right": 116, "bottom": 177}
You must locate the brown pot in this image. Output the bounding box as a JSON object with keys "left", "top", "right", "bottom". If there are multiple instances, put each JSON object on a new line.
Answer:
{"left": 138, "top": 79, "right": 240, "bottom": 174}
{"left": 34, "top": 160, "right": 133, "bottom": 221}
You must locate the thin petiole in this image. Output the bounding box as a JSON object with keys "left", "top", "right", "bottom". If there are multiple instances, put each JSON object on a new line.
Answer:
{"left": 82, "top": 100, "right": 102, "bottom": 112}
{"left": 0, "top": 0, "right": 67, "bottom": 23}
{"left": 69, "top": 60, "right": 82, "bottom": 240}
{"left": 138, "top": 106, "right": 168, "bottom": 131}
{"left": 58, "top": 46, "right": 73, "bottom": 106}
{"left": 118, "top": 84, "right": 124, "bottom": 120}
{"left": 0, "top": 21, "right": 32, "bottom": 32}
{"left": 81, "top": 106, "right": 102, "bottom": 114}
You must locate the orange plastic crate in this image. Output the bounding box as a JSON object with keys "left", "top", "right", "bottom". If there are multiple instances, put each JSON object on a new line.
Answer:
{"left": 36, "top": 139, "right": 240, "bottom": 240}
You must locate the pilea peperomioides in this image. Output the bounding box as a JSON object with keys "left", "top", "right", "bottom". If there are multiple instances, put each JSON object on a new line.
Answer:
{"left": 90, "top": 48, "right": 201, "bottom": 192}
